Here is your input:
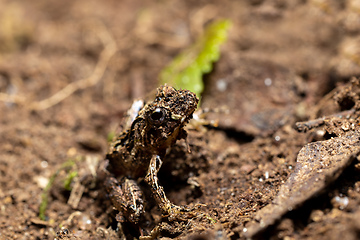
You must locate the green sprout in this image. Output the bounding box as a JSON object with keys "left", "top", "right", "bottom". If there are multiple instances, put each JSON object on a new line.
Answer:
{"left": 38, "top": 159, "right": 78, "bottom": 220}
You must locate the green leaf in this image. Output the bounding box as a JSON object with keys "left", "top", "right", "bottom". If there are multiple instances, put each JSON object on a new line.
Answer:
{"left": 160, "top": 19, "right": 231, "bottom": 97}
{"left": 107, "top": 131, "right": 115, "bottom": 142}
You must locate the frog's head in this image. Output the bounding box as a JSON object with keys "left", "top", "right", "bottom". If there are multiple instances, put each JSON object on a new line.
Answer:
{"left": 144, "top": 85, "right": 198, "bottom": 149}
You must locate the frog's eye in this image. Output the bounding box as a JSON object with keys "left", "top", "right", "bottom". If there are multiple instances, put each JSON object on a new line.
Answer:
{"left": 149, "top": 108, "right": 166, "bottom": 124}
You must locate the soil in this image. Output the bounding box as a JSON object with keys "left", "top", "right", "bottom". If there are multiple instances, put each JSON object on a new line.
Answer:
{"left": 1, "top": 0, "right": 360, "bottom": 239}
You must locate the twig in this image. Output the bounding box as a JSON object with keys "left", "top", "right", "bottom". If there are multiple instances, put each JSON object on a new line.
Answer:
{"left": 295, "top": 109, "right": 355, "bottom": 132}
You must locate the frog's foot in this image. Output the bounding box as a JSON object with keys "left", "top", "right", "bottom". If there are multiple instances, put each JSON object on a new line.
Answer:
{"left": 105, "top": 176, "right": 144, "bottom": 224}
{"left": 139, "top": 225, "right": 160, "bottom": 240}
{"left": 164, "top": 203, "right": 204, "bottom": 222}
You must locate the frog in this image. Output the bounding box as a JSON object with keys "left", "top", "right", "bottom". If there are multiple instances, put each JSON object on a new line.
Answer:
{"left": 104, "top": 85, "right": 199, "bottom": 225}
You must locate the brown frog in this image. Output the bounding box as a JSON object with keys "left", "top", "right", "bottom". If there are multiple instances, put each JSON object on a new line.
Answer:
{"left": 105, "top": 85, "right": 199, "bottom": 224}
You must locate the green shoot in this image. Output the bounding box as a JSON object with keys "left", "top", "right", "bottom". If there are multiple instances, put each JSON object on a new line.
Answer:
{"left": 39, "top": 168, "right": 60, "bottom": 220}
{"left": 38, "top": 159, "right": 77, "bottom": 220}
{"left": 64, "top": 171, "right": 78, "bottom": 191}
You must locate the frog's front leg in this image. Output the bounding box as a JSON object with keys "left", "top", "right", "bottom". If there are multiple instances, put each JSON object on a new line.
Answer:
{"left": 105, "top": 176, "right": 144, "bottom": 224}
{"left": 145, "top": 155, "right": 191, "bottom": 221}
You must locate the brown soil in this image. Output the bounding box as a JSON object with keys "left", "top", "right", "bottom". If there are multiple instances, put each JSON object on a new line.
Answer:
{"left": 1, "top": 0, "right": 360, "bottom": 239}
